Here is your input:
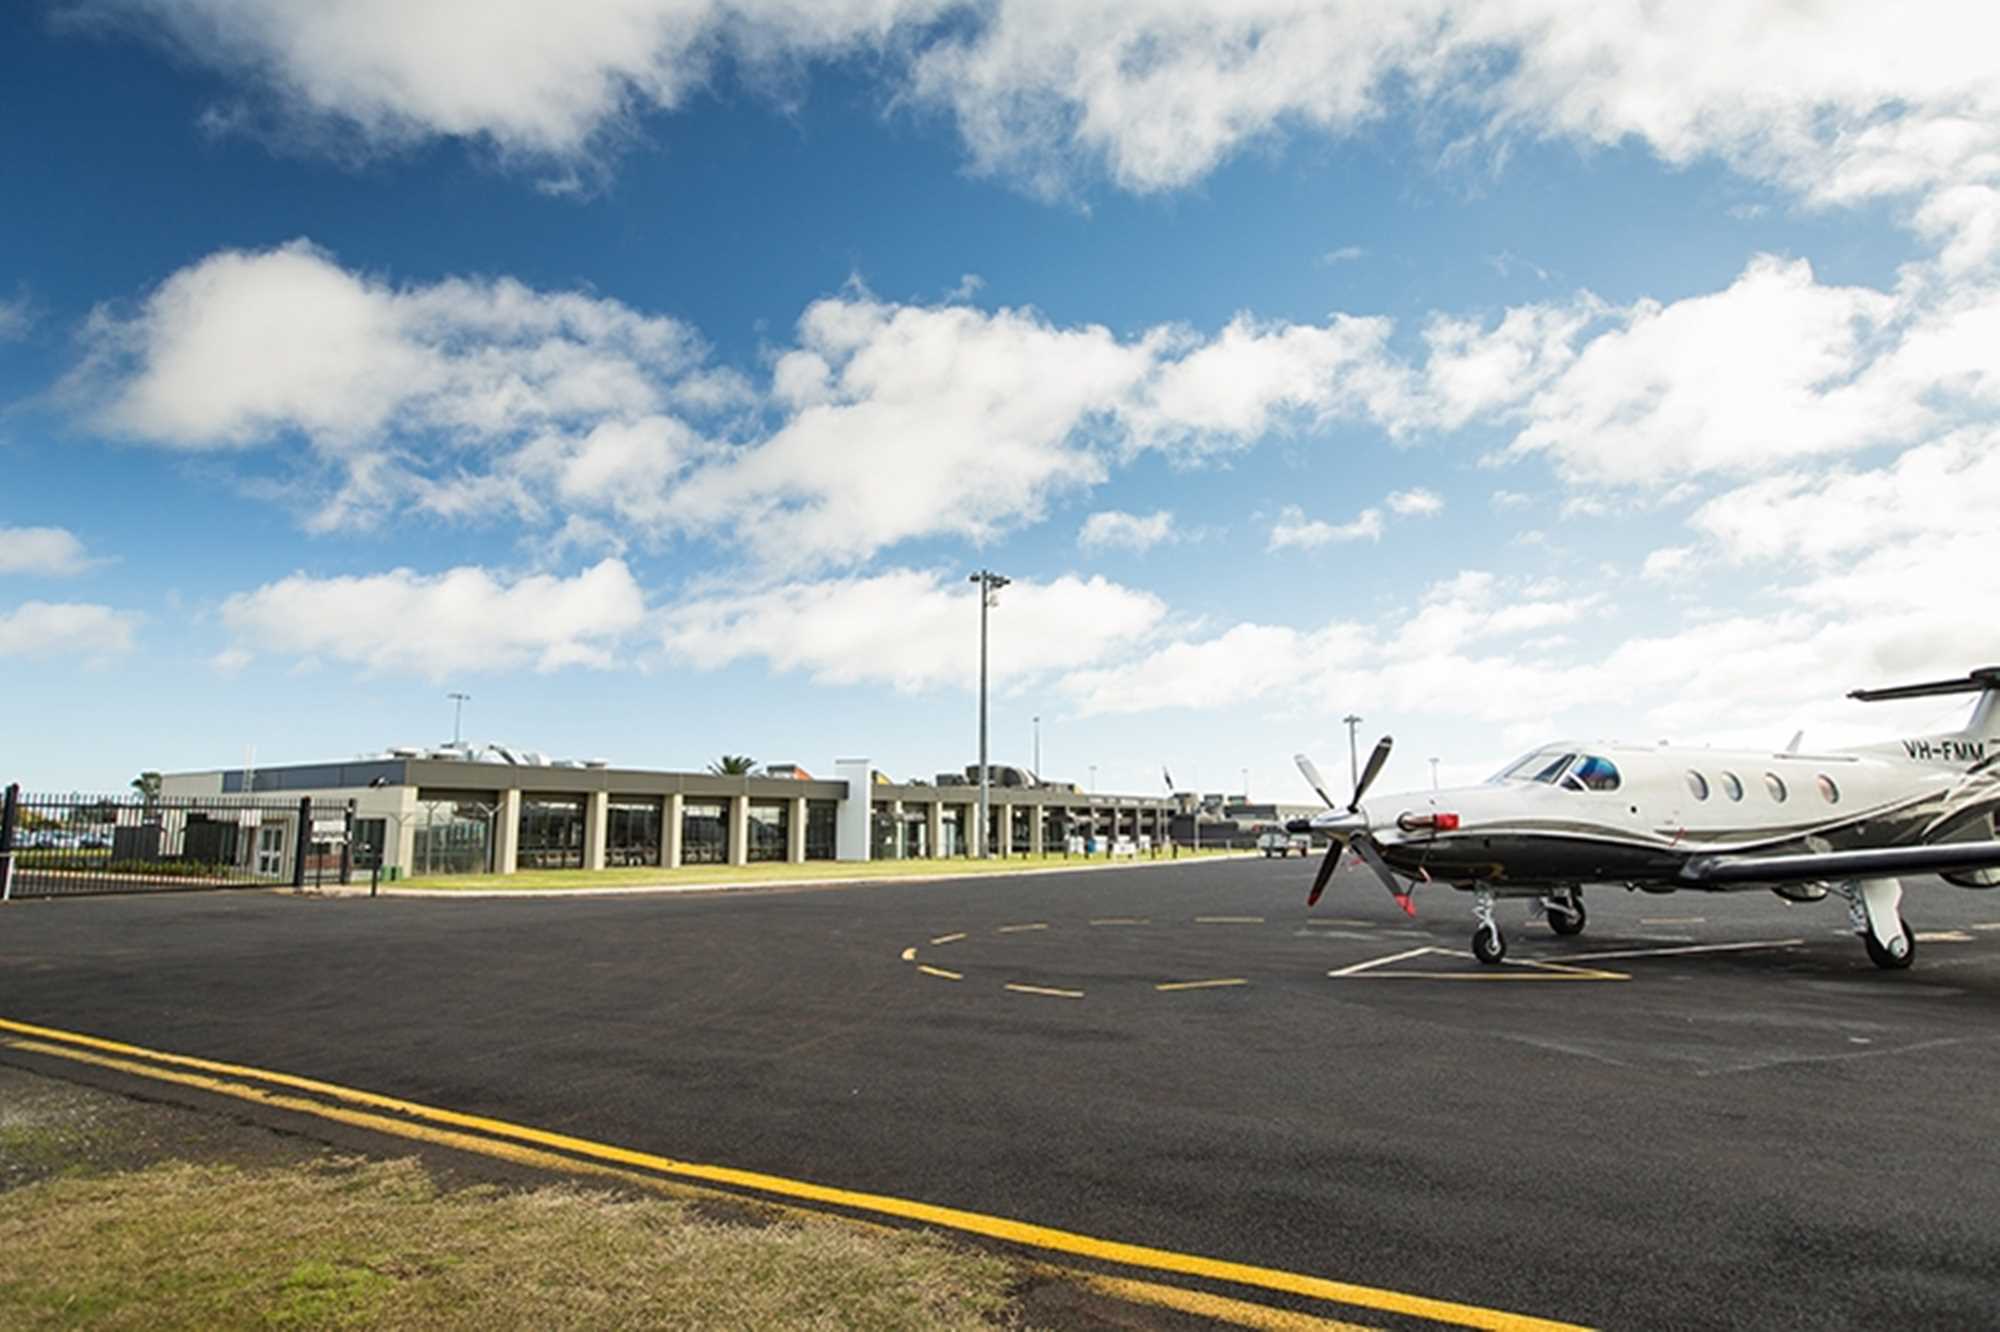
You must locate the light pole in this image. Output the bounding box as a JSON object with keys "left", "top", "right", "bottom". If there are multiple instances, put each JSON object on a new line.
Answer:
{"left": 1089, "top": 764, "right": 1097, "bottom": 793}
{"left": 1241, "top": 767, "right": 1249, "bottom": 803}
{"left": 1430, "top": 757, "right": 1440, "bottom": 791}
{"left": 1033, "top": 715, "right": 1041, "bottom": 780}
{"left": 1342, "top": 713, "right": 1363, "bottom": 799}
{"left": 447, "top": 692, "right": 471, "bottom": 746}
{"left": 970, "top": 570, "right": 1010, "bottom": 857}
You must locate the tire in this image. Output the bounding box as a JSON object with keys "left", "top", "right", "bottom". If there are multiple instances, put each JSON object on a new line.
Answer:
{"left": 1548, "top": 894, "right": 1586, "bottom": 937}
{"left": 1863, "top": 915, "right": 1916, "bottom": 970}
{"left": 1472, "top": 924, "right": 1506, "bottom": 965}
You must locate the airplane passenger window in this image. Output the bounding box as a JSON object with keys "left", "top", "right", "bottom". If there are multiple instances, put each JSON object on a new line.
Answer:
{"left": 1764, "top": 773, "right": 1787, "bottom": 802}
{"left": 1720, "top": 771, "right": 1744, "bottom": 801}
{"left": 1817, "top": 774, "right": 1840, "bottom": 803}
{"left": 1686, "top": 771, "right": 1710, "bottom": 801}
{"left": 1572, "top": 755, "right": 1621, "bottom": 791}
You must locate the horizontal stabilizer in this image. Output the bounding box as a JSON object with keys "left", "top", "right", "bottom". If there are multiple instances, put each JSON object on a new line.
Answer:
{"left": 1679, "top": 841, "right": 2000, "bottom": 886}
{"left": 1849, "top": 666, "right": 2000, "bottom": 702}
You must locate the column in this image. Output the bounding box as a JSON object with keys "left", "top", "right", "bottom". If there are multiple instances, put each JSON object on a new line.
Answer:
{"left": 494, "top": 789, "right": 521, "bottom": 875}
{"left": 927, "top": 801, "right": 943, "bottom": 861}
{"left": 663, "top": 792, "right": 684, "bottom": 869}
{"left": 834, "top": 759, "right": 871, "bottom": 861}
{"left": 787, "top": 795, "right": 806, "bottom": 863}
{"left": 997, "top": 801, "right": 1013, "bottom": 857}
{"left": 729, "top": 793, "right": 749, "bottom": 867}
{"left": 584, "top": 790, "right": 609, "bottom": 871}
{"left": 890, "top": 799, "right": 904, "bottom": 859}
{"left": 392, "top": 789, "right": 418, "bottom": 877}
{"left": 1029, "top": 800, "right": 1044, "bottom": 857}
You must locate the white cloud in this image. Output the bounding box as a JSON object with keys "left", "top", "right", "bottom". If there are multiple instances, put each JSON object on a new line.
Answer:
{"left": 1078, "top": 509, "right": 1175, "bottom": 552}
{"left": 219, "top": 558, "right": 647, "bottom": 678}
{"left": 0, "top": 294, "right": 30, "bottom": 340}
{"left": 1641, "top": 546, "right": 1696, "bottom": 582}
{"left": 1268, "top": 505, "right": 1382, "bottom": 551}
{"left": 0, "top": 527, "right": 98, "bottom": 576}
{"left": 1320, "top": 245, "right": 1365, "bottom": 265}
{"left": 659, "top": 568, "right": 1164, "bottom": 691}
{"left": 210, "top": 647, "right": 252, "bottom": 674}
{"left": 1385, "top": 487, "right": 1443, "bottom": 517}
{"left": 0, "top": 601, "right": 138, "bottom": 657}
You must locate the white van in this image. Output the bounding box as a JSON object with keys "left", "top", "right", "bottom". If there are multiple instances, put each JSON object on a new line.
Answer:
{"left": 1258, "top": 830, "right": 1311, "bottom": 857}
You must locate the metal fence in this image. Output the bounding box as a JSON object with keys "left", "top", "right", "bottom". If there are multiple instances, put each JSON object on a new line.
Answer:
{"left": 0, "top": 785, "right": 354, "bottom": 899}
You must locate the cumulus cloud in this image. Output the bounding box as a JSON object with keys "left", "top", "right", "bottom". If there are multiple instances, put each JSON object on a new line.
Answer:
{"left": 1078, "top": 509, "right": 1175, "bottom": 551}
{"left": 0, "top": 527, "right": 99, "bottom": 576}
{"left": 659, "top": 568, "right": 1165, "bottom": 691}
{"left": 0, "top": 601, "right": 138, "bottom": 657}
{"left": 1385, "top": 487, "right": 1443, "bottom": 517}
{"left": 219, "top": 558, "right": 648, "bottom": 678}
{"left": 0, "top": 294, "right": 30, "bottom": 340}
{"left": 1268, "top": 505, "right": 1382, "bottom": 551}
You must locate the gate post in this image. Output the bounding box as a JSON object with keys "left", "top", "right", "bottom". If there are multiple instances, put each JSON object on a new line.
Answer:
{"left": 1, "top": 783, "right": 19, "bottom": 902}
{"left": 340, "top": 799, "right": 355, "bottom": 886}
{"left": 292, "top": 796, "right": 311, "bottom": 889}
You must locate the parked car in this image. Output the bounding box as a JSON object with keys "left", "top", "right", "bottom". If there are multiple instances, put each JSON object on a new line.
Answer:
{"left": 1257, "top": 830, "right": 1311, "bottom": 857}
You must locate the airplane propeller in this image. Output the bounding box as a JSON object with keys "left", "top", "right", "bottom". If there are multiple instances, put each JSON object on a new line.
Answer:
{"left": 1293, "top": 738, "right": 1412, "bottom": 912}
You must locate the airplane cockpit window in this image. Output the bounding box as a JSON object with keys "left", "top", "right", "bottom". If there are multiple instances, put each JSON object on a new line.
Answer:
{"left": 1571, "top": 755, "right": 1622, "bottom": 791}
{"left": 1492, "top": 749, "right": 1578, "bottom": 785}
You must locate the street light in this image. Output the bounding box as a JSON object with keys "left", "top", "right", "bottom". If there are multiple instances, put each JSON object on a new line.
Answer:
{"left": 447, "top": 692, "right": 471, "bottom": 746}
{"left": 1033, "top": 715, "right": 1041, "bottom": 780}
{"left": 1089, "top": 764, "right": 1097, "bottom": 793}
{"left": 1430, "top": 757, "right": 1440, "bottom": 790}
{"left": 1342, "top": 713, "right": 1363, "bottom": 798}
{"left": 1241, "top": 767, "right": 1249, "bottom": 803}
{"left": 969, "top": 570, "right": 1010, "bottom": 857}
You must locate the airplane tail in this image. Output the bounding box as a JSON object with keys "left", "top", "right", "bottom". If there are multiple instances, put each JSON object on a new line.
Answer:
{"left": 1849, "top": 666, "right": 2000, "bottom": 742}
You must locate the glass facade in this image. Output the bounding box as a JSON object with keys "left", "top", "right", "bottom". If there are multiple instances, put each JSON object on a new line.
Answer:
{"left": 872, "top": 804, "right": 900, "bottom": 859}
{"left": 902, "top": 804, "right": 929, "bottom": 858}
{"left": 518, "top": 795, "right": 585, "bottom": 870}
{"left": 411, "top": 799, "right": 496, "bottom": 876}
{"left": 1012, "top": 807, "right": 1032, "bottom": 854}
{"left": 682, "top": 800, "right": 729, "bottom": 865}
{"left": 804, "top": 800, "right": 837, "bottom": 859}
{"left": 747, "top": 800, "right": 789, "bottom": 862}
{"left": 607, "top": 798, "right": 662, "bottom": 866}
{"left": 939, "top": 805, "right": 965, "bottom": 856}
{"left": 352, "top": 818, "right": 387, "bottom": 870}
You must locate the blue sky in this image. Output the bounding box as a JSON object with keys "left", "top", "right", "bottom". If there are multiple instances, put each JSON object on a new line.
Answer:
{"left": 3, "top": 3, "right": 1997, "bottom": 797}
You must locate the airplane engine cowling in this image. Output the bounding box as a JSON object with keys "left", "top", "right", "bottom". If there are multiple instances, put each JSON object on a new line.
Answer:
{"left": 1942, "top": 867, "right": 2000, "bottom": 889}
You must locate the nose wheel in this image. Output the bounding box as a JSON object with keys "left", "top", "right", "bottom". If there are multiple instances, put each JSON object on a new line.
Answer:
{"left": 1471, "top": 889, "right": 1506, "bottom": 964}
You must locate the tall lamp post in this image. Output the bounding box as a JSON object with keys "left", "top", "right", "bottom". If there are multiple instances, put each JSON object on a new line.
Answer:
{"left": 1342, "top": 713, "right": 1363, "bottom": 799}
{"left": 1033, "top": 715, "right": 1041, "bottom": 780}
{"left": 447, "top": 692, "right": 471, "bottom": 746}
{"left": 970, "top": 570, "right": 1010, "bottom": 857}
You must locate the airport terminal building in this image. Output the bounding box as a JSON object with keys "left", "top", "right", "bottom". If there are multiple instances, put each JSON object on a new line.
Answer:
{"left": 159, "top": 749, "right": 1180, "bottom": 879}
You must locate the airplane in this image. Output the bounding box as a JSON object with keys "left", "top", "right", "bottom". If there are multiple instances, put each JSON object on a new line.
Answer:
{"left": 1289, "top": 666, "right": 2000, "bottom": 969}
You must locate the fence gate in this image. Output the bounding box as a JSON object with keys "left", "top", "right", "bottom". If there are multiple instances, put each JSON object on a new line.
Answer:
{"left": 0, "top": 785, "right": 350, "bottom": 899}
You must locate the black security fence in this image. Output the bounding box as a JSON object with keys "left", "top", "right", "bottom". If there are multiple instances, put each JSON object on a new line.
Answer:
{"left": 0, "top": 784, "right": 354, "bottom": 899}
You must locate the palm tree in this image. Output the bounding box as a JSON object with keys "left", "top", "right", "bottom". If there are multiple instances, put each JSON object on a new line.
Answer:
{"left": 708, "top": 755, "right": 758, "bottom": 776}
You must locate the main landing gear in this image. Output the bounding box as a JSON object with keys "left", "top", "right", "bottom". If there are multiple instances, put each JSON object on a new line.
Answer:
{"left": 1840, "top": 877, "right": 1916, "bottom": 971}
{"left": 1544, "top": 888, "right": 1586, "bottom": 937}
{"left": 1471, "top": 888, "right": 1506, "bottom": 963}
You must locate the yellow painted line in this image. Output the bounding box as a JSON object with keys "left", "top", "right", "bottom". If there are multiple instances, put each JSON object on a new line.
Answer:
{"left": 1004, "top": 983, "right": 1084, "bottom": 999}
{"left": 900, "top": 946, "right": 918, "bottom": 962}
{"left": 1070, "top": 1269, "right": 1376, "bottom": 1331}
{"left": 1155, "top": 978, "right": 1249, "bottom": 992}
{"left": 0, "top": 1016, "right": 1588, "bottom": 1331}
{"left": 1195, "top": 915, "right": 1265, "bottom": 924}
{"left": 917, "top": 965, "right": 963, "bottom": 981}
{"left": 6, "top": 1035, "right": 1370, "bottom": 1332}
{"left": 1090, "top": 917, "right": 1150, "bottom": 926}
{"left": 1972, "top": 923, "right": 2000, "bottom": 932}
{"left": 997, "top": 922, "right": 1049, "bottom": 933}
{"left": 929, "top": 932, "right": 968, "bottom": 945}
{"left": 1914, "top": 931, "right": 1973, "bottom": 943}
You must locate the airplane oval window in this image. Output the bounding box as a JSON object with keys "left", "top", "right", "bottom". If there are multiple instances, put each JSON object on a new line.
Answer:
{"left": 1817, "top": 774, "right": 1840, "bottom": 804}
{"left": 1720, "top": 771, "right": 1744, "bottom": 801}
{"left": 1764, "top": 772, "right": 1788, "bottom": 802}
{"left": 1686, "top": 771, "right": 1710, "bottom": 801}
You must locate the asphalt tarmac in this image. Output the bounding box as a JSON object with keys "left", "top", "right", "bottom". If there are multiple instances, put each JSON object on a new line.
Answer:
{"left": 5, "top": 857, "right": 2000, "bottom": 1329}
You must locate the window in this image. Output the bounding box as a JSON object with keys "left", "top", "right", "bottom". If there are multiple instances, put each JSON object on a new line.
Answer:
{"left": 607, "top": 799, "right": 661, "bottom": 867}
{"left": 411, "top": 800, "right": 495, "bottom": 876}
{"left": 872, "top": 804, "right": 900, "bottom": 859}
{"left": 353, "top": 818, "right": 387, "bottom": 869}
{"left": 938, "top": 805, "right": 966, "bottom": 857}
{"left": 1493, "top": 748, "right": 1577, "bottom": 784}
{"left": 681, "top": 800, "right": 728, "bottom": 865}
{"left": 747, "top": 800, "right": 789, "bottom": 862}
{"left": 804, "top": 800, "right": 837, "bottom": 860}
{"left": 1571, "top": 756, "right": 1621, "bottom": 791}
{"left": 1817, "top": 774, "right": 1840, "bottom": 804}
{"left": 1720, "top": 771, "right": 1744, "bottom": 802}
{"left": 1686, "top": 771, "right": 1710, "bottom": 801}
{"left": 1764, "top": 773, "right": 1788, "bottom": 803}
{"left": 517, "top": 795, "right": 585, "bottom": 870}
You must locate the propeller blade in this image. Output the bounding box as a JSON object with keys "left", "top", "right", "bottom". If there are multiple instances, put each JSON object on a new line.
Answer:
{"left": 1305, "top": 840, "right": 1342, "bottom": 906}
{"left": 1351, "top": 833, "right": 1416, "bottom": 917}
{"left": 1294, "top": 753, "right": 1337, "bottom": 809}
{"left": 1349, "top": 735, "right": 1394, "bottom": 811}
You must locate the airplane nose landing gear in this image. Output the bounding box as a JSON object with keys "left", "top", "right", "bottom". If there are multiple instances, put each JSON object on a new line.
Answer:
{"left": 1471, "top": 888, "right": 1506, "bottom": 964}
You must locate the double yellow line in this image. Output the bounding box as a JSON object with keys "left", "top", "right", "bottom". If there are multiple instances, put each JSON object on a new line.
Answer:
{"left": 0, "top": 1015, "right": 1587, "bottom": 1332}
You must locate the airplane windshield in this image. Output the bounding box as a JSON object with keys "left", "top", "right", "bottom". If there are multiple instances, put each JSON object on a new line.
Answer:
{"left": 1490, "top": 749, "right": 1622, "bottom": 791}
{"left": 1491, "top": 748, "right": 1577, "bottom": 784}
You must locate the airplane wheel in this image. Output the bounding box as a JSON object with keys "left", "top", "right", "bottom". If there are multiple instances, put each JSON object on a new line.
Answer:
{"left": 1863, "top": 915, "right": 1916, "bottom": 971}
{"left": 1548, "top": 894, "right": 1586, "bottom": 936}
{"left": 1472, "top": 924, "right": 1506, "bottom": 965}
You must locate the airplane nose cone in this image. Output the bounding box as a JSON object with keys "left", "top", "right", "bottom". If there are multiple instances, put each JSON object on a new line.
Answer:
{"left": 1284, "top": 817, "right": 1315, "bottom": 834}
{"left": 1307, "top": 808, "right": 1370, "bottom": 838}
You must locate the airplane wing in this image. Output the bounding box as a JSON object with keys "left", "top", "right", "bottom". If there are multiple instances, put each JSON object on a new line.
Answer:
{"left": 1677, "top": 841, "right": 2000, "bottom": 886}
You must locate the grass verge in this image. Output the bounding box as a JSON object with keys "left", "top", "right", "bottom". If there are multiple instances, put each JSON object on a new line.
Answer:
{"left": 0, "top": 1155, "right": 1028, "bottom": 1331}
{"left": 393, "top": 847, "right": 1252, "bottom": 892}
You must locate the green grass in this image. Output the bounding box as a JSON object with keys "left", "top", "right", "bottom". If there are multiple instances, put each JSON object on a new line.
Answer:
{"left": 0, "top": 1157, "right": 1026, "bottom": 1331}
{"left": 394, "top": 847, "right": 1250, "bottom": 892}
